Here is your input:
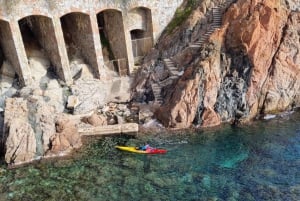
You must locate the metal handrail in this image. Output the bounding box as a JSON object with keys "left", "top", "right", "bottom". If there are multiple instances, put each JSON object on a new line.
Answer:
{"left": 131, "top": 37, "right": 153, "bottom": 65}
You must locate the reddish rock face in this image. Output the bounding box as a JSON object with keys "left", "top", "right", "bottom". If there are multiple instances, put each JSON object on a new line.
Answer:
{"left": 261, "top": 12, "right": 300, "bottom": 113}
{"left": 154, "top": 0, "right": 300, "bottom": 129}
{"left": 224, "top": 0, "right": 289, "bottom": 118}
{"left": 156, "top": 67, "right": 200, "bottom": 128}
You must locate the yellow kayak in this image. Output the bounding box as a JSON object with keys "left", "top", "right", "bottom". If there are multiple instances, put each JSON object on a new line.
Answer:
{"left": 115, "top": 146, "right": 167, "bottom": 154}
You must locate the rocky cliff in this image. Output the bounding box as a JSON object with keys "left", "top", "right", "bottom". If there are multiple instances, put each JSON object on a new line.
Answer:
{"left": 134, "top": 0, "right": 300, "bottom": 129}
{"left": 1, "top": 0, "right": 300, "bottom": 166}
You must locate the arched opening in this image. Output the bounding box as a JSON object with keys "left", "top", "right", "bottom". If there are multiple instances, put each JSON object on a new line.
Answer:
{"left": 60, "top": 12, "right": 95, "bottom": 79}
{"left": 97, "top": 10, "right": 128, "bottom": 76}
{"left": 18, "top": 15, "right": 59, "bottom": 82}
{"left": 130, "top": 29, "right": 146, "bottom": 39}
{"left": 128, "top": 7, "right": 154, "bottom": 66}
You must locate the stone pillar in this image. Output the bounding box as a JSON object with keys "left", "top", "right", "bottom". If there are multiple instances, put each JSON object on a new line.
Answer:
{"left": 123, "top": 19, "right": 135, "bottom": 74}
{"left": 87, "top": 13, "right": 104, "bottom": 79}
{"left": 103, "top": 10, "right": 129, "bottom": 76}
{"left": 52, "top": 17, "right": 72, "bottom": 85}
{"left": 150, "top": 8, "right": 159, "bottom": 43}
{"left": 8, "top": 21, "right": 32, "bottom": 86}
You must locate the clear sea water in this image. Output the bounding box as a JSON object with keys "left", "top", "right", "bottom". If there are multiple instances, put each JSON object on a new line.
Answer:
{"left": 0, "top": 111, "right": 300, "bottom": 201}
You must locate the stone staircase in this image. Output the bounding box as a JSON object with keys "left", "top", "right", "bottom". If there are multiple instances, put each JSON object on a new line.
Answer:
{"left": 189, "top": 8, "right": 223, "bottom": 48}
{"left": 151, "top": 0, "right": 235, "bottom": 104}
{"left": 189, "top": 0, "right": 234, "bottom": 48}
{"left": 151, "top": 83, "right": 163, "bottom": 103}
{"left": 151, "top": 59, "right": 181, "bottom": 104}
{"left": 164, "top": 58, "right": 180, "bottom": 76}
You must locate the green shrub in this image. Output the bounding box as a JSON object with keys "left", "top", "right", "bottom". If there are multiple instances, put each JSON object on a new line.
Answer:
{"left": 166, "top": 0, "right": 197, "bottom": 34}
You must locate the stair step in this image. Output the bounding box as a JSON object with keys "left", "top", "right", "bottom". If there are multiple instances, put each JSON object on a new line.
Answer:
{"left": 151, "top": 82, "right": 163, "bottom": 103}
{"left": 189, "top": 44, "right": 201, "bottom": 48}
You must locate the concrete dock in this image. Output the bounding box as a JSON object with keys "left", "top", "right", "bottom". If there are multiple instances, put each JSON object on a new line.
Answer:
{"left": 78, "top": 123, "right": 138, "bottom": 137}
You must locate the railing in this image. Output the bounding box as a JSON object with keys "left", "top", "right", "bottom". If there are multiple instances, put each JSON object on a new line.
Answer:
{"left": 105, "top": 58, "right": 128, "bottom": 76}
{"left": 131, "top": 37, "right": 153, "bottom": 65}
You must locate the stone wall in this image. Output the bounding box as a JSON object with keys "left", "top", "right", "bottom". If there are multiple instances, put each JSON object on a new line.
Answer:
{"left": 29, "top": 16, "right": 66, "bottom": 80}
{"left": 0, "top": 0, "right": 184, "bottom": 86}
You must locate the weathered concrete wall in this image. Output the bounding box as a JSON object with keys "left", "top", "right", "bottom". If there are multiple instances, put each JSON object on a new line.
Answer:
{"left": 60, "top": 13, "right": 99, "bottom": 78}
{"left": 128, "top": 7, "right": 153, "bottom": 38}
{"left": 103, "top": 10, "right": 128, "bottom": 73}
{"left": 128, "top": 8, "right": 148, "bottom": 31}
{"left": 0, "top": 0, "right": 184, "bottom": 85}
{"left": 29, "top": 16, "right": 69, "bottom": 81}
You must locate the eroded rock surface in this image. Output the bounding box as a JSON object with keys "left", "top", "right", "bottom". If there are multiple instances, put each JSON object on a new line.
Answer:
{"left": 48, "top": 114, "right": 82, "bottom": 155}
{"left": 261, "top": 12, "right": 300, "bottom": 113}
{"left": 224, "top": 0, "right": 289, "bottom": 118}
{"left": 135, "top": 0, "right": 300, "bottom": 129}
{"left": 4, "top": 97, "right": 81, "bottom": 165}
{"left": 4, "top": 99, "right": 36, "bottom": 164}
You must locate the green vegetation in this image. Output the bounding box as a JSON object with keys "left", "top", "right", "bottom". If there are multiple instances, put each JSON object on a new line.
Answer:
{"left": 166, "top": 0, "right": 197, "bottom": 34}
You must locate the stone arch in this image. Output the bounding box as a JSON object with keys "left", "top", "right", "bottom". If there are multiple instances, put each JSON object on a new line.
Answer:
{"left": 60, "top": 12, "right": 97, "bottom": 79}
{"left": 17, "top": 11, "right": 52, "bottom": 21}
{"left": 128, "top": 7, "right": 154, "bottom": 66}
{"left": 96, "top": 9, "right": 129, "bottom": 76}
{"left": 95, "top": 7, "right": 123, "bottom": 15}
{"left": 58, "top": 10, "right": 90, "bottom": 18}
{"left": 18, "top": 15, "right": 65, "bottom": 82}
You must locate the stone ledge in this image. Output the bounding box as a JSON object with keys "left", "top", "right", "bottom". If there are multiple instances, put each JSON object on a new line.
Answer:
{"left": 78, "top": 123, "right": 138, "bottom": 137}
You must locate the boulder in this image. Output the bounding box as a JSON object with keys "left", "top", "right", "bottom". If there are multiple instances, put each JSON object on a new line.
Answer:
{"left": 67, "top": 95, "right": 79, "bottom": 109}
{"left": 4, "top": 98, "right": 35, "bottom": 164}
{"left": 5, "top": 118, "right": 36, "bottom": 165}
{"left": 81, "top": 113, "right": 107, "bottom": 127}
{"left": 48, "top": 114, "right": 82, "bottom": 154}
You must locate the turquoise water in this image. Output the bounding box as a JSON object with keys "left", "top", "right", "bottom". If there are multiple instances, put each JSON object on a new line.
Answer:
{"left": 0, "top": 112, "right": 300, "bottom": 201}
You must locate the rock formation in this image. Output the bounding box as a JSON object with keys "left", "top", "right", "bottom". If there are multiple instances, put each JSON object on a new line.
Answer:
{"left": 224, "top": 0, "right": 289, "bottom": 119}
{"left": 134, "top": 0, "right": 300, "bottom": 129}
{"left": 1, "top": 0, "right": 300, "bottom": 166}
{"left": 47, "top": 114, "right": 82, "bottom": 155}
{"left": 260, "top": 11, "right": 300, "bottom": 113}
{"left": 4, "top": 99, "right": 36, "bottom": 164}
{"left": 3, "top": 97, "right": 82, "bottom": 165}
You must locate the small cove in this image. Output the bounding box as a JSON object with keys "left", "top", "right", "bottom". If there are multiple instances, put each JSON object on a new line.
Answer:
{"left": 0, "top": 112, "right": 300, "bottom": 201}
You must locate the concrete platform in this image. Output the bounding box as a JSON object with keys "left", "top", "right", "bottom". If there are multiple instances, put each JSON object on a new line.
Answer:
{"left": 78, "top": 123, "right": 138, "bottom": 137}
